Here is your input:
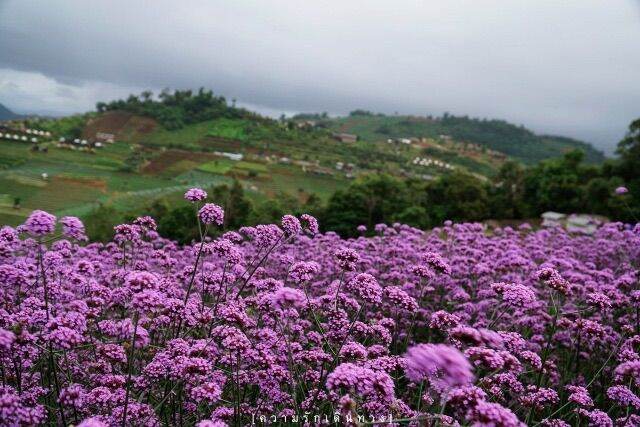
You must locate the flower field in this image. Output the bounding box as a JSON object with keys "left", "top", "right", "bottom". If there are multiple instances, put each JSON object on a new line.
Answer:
{"left": 0, "top": 188, "right": 639, "bottom": 426}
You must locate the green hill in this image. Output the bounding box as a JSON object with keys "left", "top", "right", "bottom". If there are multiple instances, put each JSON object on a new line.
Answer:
{"left": 319, "top": 112, "right": 604, "bottom": 164}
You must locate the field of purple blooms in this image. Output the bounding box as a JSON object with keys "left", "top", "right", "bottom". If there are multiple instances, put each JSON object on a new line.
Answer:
{"left": 0, "top": 187, "right": 639, "bottom": 426}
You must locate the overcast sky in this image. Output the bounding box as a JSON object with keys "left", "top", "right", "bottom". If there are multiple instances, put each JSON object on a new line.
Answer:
{"left": 0, "top": 1, "right": 639, "bottom": 154}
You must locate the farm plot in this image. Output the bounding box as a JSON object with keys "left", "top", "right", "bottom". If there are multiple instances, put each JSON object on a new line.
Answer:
{"left": 197, "top": 158, "right": 235, "bottom": 175}
{"left": 141, "top": 150, "right": 214, "bottom": 176}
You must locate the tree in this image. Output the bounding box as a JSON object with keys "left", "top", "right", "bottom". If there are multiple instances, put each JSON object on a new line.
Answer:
{"left": 617, "top": 118, "right": 640, "bottom": 182}
{"left": 298, "top": 193, "right": 323, "bottom": 219}
{"left": 248, "top": 193, "right": 299, "bottom": 226}
{"left": 423, "top": 172, "right": 490, "bottom": 224}
{"left": 489, "top": 161, "right": 526, "bottom": 219}
{"left": 323, "top": 174, "right": 410, "bottom": 236}
{"left": 616, "top": 119, "right": 640, "bottom": 205}
{"left": 210, "top": 180, "right": 251, "bottom": 230}
{"left": 158, "top": 205, "right": 199, "bottom": 244}
{"left": 395, "top": 206, "right": 430, "bottom": 229}
{"left": 521, "top": 150, "right": 594, "bottom": 216}
{"left": 84, "top": 204, "right": 122, "bottom": 242}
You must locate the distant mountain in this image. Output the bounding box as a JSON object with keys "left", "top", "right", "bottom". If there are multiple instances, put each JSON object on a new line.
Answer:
{"left": 320, "top": 112, "right": 605, "bottom": 164}
{"left": 0, "top": 103, "right": 20, "bottom": 121}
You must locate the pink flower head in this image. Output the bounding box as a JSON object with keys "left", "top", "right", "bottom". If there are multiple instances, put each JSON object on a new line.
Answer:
{"left": 78, "top": 418, "right": 108, "bottom": 427}
{"left": 124, "top": 271, "right": 159, "bottom": 292}
{"left": 184, "top": 187, "right": 207, "bottom": 202}
{"left": 300, "top": 214, "right": 319, "bottom": 235}
{"left": 281, "top": 215, "right": 302, "bottom": 236}
{"left": 289, "top": 261, "right": 320, "bottom": 284}
{"left": 466, "top": 401, "right": 524, "bottom": 427}
{"left": 384, "top": 286, "right": 418, "bottom": 311}
{"left": 113, "top": 223, "right": 141, "bottom": 243}
{"left": 615, "top": 186, "right": 629, "bottom": 195}
{"left": 24, "top": 210, "right": 56, "bottom": 236}
{"left": 445, "top": 385, "right": 487, "bottom": 410}
{"left": 60, "top": 216, "right": 87, "bottom": 241}
{"left": 607, "top": 385, "right": 640, "bottom": 409}
{"left": 0, "top": 226, "right": 18, "bottom": 243}
{"left": 326, "top": 362, "right": 395, "bottom": 402}
{"left": 334, "top": 247, "right": 360, "bottom": 271}
{"left": 133, "top": 216, "right": 157, "bottom": 230}
{"left": 198, "top": 203, "right": 224, "bottom": 226}
{"left": 493, "top": 283, "right": 537, "bottom": 308}
{"left": 270, "top": 287, "right": 306, "bottom": 310}
{"left": 0, "top": 329, "right": 16, "bottom": 351}
{"left": 345, "top": 273, "right": 383, "bottom": 305}
{"left": 422, "top": 252, "right": 451, "bottom": 275}
{"left": 535, "top": 267, "right": 570, "bottom": 295}
{"left": 404, "top": 343, "right": 474, "bottom": 388}
{"left": 131, "top": 289, "right": 166, "bottom": 314}
{"left": 196, "top": 421, "right": 227, "bottom": 427}
{"left": 253, "top": 224, "right": 283, "bottom": 247}
{"left": 430, "top": 311, "right": 461, "bottom": 330}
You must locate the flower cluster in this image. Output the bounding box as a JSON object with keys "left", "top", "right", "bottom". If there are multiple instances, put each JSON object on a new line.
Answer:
{"left": 198, "top": 204, "right": 224, "bottom": 226}
{"left": 0, "top": 206, "right": 639, "bottom": 426}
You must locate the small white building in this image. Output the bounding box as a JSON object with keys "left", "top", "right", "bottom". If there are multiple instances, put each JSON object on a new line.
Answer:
{"left": 213, "top": 151, "right": 243, "bottom": 161}
{"left": 541, "top": 212, "right": 566, "bottom": 228}
{"left": 566, "top": 214, "right": 601, "bottom": 235}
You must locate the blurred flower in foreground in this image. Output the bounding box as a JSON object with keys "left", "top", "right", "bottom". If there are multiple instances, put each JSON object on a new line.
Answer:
{"left": 615, "top": 186, "right": 629, "bottom": 195}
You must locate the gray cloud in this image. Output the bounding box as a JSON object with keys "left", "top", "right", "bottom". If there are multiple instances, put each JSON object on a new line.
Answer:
{"left": 1, "top": 0, "right": 639, "bottom": 154}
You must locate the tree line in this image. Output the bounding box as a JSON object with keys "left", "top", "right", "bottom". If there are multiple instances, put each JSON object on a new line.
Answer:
{"left": 96, "top": 89, "right": 265, "bottom": 130}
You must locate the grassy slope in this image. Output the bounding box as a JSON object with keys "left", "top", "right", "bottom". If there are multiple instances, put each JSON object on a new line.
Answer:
{"left": 130, "top": 117, "right": 350, "bottom": 199}
{"left": 2, "top": 106, "right": 602, "bottom": 227}
{"left": 119, "top": 113, "right": 495, "bottom": 172}
{"left": 0, "top": 116, "right": 349, "bottom": 225}
{"left": 0, "top": 140, "right": 227, "bottom": 225}
{"left": 323, "top": 115, "right": 605, "bottom": 164}
{"left": 0, "top": 110, "right": 523, "bottom": 225}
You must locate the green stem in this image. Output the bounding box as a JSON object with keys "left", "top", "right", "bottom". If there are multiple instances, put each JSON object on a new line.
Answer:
{"left": 122, "top": 314, "right": 139, "bottom": 426}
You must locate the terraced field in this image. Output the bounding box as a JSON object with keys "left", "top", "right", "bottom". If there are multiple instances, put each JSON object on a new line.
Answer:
{"left": 0, "top": 130, "right": 347, "bottom": 226}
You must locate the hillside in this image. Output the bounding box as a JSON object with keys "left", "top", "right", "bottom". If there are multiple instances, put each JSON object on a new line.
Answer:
{"left": 0, "top": 90, "right": 606, "bottom": 228}
{"left": 0, "top": 103, "right": 20, "bottom": 121}
{"left": 319, "top": 112, "right": 605, "bottom": 164}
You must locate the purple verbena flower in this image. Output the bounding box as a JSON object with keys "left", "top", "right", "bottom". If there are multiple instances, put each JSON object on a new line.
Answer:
{"left": 24, "top": 210, "right": 56, "bottom": 236}
{"left": 404, "top": 344, "right": 474, "bottom": 388}
{"left": 198, "top": 203, "right": 224, "bottom": 226}
{"left": 184, "top": 187, "right": 207, "bottom": 202}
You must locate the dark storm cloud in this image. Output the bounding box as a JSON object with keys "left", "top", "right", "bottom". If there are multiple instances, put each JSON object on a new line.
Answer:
{"left": 1, "top": 0, "right": 639, "bottom": 154}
